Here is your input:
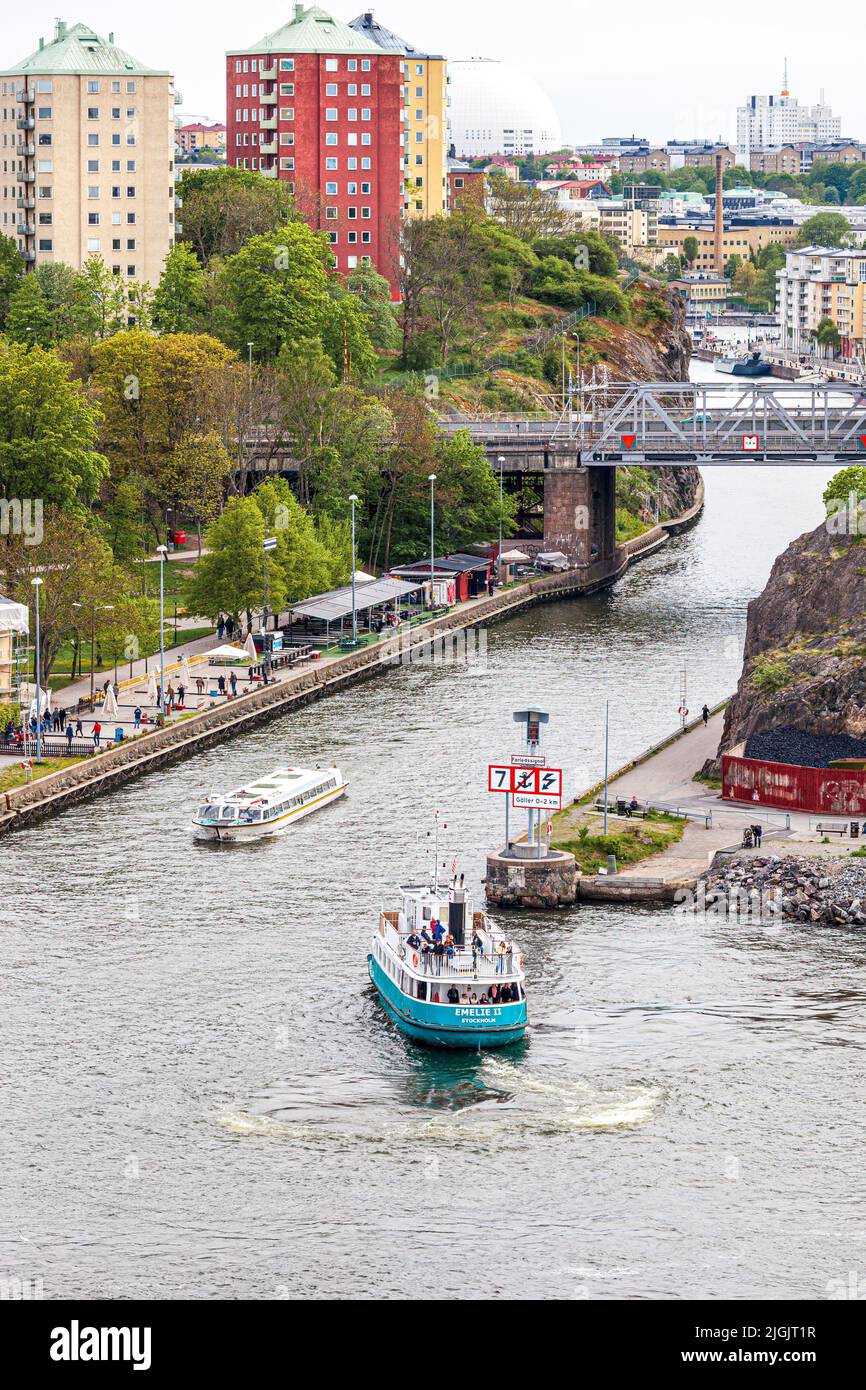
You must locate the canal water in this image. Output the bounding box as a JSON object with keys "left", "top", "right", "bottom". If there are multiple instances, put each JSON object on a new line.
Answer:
{"left": 1, "top": 355, "right": 861, "bottom": 1302}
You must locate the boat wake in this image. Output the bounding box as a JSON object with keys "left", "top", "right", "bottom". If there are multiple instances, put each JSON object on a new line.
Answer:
{"left": 216, "top": 1064, "right": 662, "bottom": 1145}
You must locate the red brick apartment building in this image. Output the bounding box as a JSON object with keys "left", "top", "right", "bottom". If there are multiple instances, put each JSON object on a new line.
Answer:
{"left": 226, "top": 5, "right": 403, "bottom": 290}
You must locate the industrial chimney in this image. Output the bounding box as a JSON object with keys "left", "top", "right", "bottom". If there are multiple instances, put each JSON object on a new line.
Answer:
{"left": 714, "top": 153, "right": 724, "bottom": 274}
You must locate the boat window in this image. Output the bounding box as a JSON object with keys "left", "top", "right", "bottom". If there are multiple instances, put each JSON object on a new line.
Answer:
{"left": 248, "top": 810, "right": 262, "bottom": 822}
{"left": 197, "top": 806, "right": 211, "bottom": 819}
{"left": 417, "top": 980, "right": 427, "bottom": 1001}
{"left": 220, "top": 807, "right": 236, "bottom": 820}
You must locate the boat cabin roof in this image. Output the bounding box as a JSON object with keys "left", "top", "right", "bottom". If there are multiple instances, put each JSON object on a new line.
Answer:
{"left": 202, "top": 765, "right": 338, "bottom": 809}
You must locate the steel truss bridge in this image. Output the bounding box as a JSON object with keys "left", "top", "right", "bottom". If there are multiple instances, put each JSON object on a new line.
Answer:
{"left": 442, "top": 381, "right": 866, "bottom": 466}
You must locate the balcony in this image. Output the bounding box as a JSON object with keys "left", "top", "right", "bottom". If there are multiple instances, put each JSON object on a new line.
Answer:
{"left": 17, "top": 115, "right": 35, "bottom": 131}
{"left": 259, "top": 138, "right": 277, "bottom": 155}
{"left": 260, "top": 90, "right": 277, "bottom": 105}
{"left": 17, "top": 220, "right": 35, "bottom": 235}
{"left": 259, "top": 63, "right": 277, "bottom": 81}
{"left": 259, "top": 163, "right": 277, "bottom": 179}
{"left": 23, "top": 248, "right": 36, "bottom": 262}
{"left": 21, "top": 169, "right": 36, "bottom": 183}
{"left": 17, "top": 194, "right": 35, "bottom": 209}
{"left": 260, "top": 114, "right": 277, "bottom": 131}
{"left": 20, "top": 142, "right": 35, "bottom": 157}
{"left": 22, "top": 88, "right": 34, "bottom": 104}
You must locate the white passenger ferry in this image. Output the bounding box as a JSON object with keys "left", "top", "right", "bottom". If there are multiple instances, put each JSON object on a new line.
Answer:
{"left": 192, "top": 765, "right": 347, "bottom": 843}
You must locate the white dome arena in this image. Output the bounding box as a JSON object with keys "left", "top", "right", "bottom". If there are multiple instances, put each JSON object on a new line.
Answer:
{"left": 447, "top": 57, "right": 563, "bottom": 159}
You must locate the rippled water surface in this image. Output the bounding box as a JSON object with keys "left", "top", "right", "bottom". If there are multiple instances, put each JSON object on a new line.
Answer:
{"left": 2, "top": 370, "right": 864, "bottom": 1299}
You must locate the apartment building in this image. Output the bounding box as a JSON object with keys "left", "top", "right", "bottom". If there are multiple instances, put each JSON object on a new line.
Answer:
{"left": 777, "top": 245, "right": 866, "bottom": 355}
{"left": 349, "top": 11, "right": 447, "bottom": 219}
{"left": 658, "top": 220, "right": 800, "bottom": 267}
{"left": 176, "top": 121, "right": 226, "bottom": 154}
{"left": 0, "top": 20, "right": 177, "bottom": 285}
{"left": 748, "top": 144, "right": 802, "bottom": 176}
{"left": 683, "top": 145, "right": 736, "bottom": 170}
{"left": 736, "top": 84, "right": 841, "bottom": 163}
{"left": 226, "top": 5, "right": 403, "bottom": 290}
{"left": 618, "top": 147, "right": 670, "bottom": 175}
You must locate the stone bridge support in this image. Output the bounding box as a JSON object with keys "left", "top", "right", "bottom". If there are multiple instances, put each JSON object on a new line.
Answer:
{"left": 543, "top": 462, "right": 616, "bottom": 569}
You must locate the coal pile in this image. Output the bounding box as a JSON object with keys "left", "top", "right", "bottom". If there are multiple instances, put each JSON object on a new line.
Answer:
{"left": 745, "top": 726, "right": 866, "bottom": 769}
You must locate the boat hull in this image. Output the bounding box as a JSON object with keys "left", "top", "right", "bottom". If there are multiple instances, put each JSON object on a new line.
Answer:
{"left": 368, "top": 955, "right": 527, "bottom": 1049}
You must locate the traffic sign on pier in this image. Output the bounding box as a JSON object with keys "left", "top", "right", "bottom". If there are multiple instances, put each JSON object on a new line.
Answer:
{"left": 488, "top": 765, "right": 562, "bottom": 802}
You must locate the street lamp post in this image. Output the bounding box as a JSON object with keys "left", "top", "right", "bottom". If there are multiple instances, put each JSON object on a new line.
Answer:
{"left": 428, "top": 473, "right": 436, "bottom": 610}
{"left": 31, "top": 577, "right": 43, "bottom": 764}
{"left": 157, "top": 544, "right": 167, "bottom": 719}
{"left": 497, "top": 455, "right": 505, "bottom": 581}
{"left": 349, "top": 493, "right": 359, "bottom": 644}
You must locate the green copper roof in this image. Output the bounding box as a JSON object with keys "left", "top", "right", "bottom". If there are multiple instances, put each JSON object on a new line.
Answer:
{"left": 3, "top": 21, "right": 169, "bottom": 77}
{"left": 230, "top": 5, "right": 385, "bottom": 58}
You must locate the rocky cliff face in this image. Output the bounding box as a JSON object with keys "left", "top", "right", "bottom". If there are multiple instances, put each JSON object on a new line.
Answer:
{"left": 710, "top": 519, "right": 866, "bottom": 771}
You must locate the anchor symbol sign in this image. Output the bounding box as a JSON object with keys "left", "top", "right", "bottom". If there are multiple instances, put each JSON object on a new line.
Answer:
{"left": 741, "top": 434, "right": 760, "bottom": 452}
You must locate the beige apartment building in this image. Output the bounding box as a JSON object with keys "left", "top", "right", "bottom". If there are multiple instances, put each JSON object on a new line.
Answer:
{"left": 658, "top": 221, "right": 800, "bottom": 267}
{"left": 0, "top": 21, "right": 177, "bottom": 287}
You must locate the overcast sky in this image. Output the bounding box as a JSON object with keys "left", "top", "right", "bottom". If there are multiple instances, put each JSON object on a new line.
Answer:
{"left": 5, "top": 3, "right": 862, "bottom": 144}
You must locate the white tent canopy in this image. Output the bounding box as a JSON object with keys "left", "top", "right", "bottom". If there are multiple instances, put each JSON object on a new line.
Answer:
{"left": 244, "top": 632, "right": 257, "bottom": 661}
{"left": 147, "top": 673, "right": 158, "bottom": 705}
{"left": 205, "top": 644, "right": 250, "bottom": 664}
{"left": 499, "top": 549, "right": 531, "bottom": 563}
{"left": 0, "top": 594, "right": 29, "bottom": 635}
{"left": 21, "top": 683, "right": 51, "bottom": 718}
{"left": 99, "top": 686, "right": 119, "bottom": 721}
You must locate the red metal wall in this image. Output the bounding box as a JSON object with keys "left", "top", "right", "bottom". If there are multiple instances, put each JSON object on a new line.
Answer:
{"left": 722, "top": 753, "right": 866, "bottom": 816}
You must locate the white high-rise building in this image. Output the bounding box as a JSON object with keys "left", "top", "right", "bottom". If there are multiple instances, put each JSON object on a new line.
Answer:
{"left": 735, "top": 65, "right": 840, "bottom": 163}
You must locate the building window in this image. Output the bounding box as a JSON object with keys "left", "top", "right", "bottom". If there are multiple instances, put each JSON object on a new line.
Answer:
{"left": 325, "top": 59, "right": 338, "bottom": 72}
{"left": 361, "top": 59, "right": 371, "bottom": 71}
{"left": 87, "top": 106, "right": 99, "bottom": 119}
{"left": 361, "top": 232, "right": 371, "bottom": 243}
{"left": 325, "top": 133, "right": 338, "bottom": 146}
{"left": 88, "top": 212, "right": 99, "bottom": 225}
{"left": 328, "top": 232, "right": 338, "bottom": 244}
{"left": 325, "top": 207, "right": 338, "bottom": 220}
{"left": 279, "top": 108, "right": 294, "bottom": 121}
{"left": 87, "top": 81, "right": 99, "bottom": 94}
{"left": 348, "top": 59, "right": 357, "bottom": 72}
{"left": 361, "top": 108, "right": 371, "bottom": 121}
{"left": 279, "top": 59, "right": 294, "bottom": 71}
{"left": 87, "top": 237, "right": 100, "bottom": 251}
{"left": 326, "top": 84, "right": 338, "bottom": 96}
{"left": 38, "top": 238, "right": 52, "bottom": 250}
{"left": 37, "top": 106, "right": 51, "bottom": 119}
{"left": 279, "top": 83, "right": 294, "bottom": 95}
{"left": 87, "top": 159, "right": 99, "bottom": 173}
{"left": 326, "top": 157, "right": 338, "bottom": 170}
{"left": 87, "top": 134, "right": 99, "bottom": 146}
{"left": 127, "top": 265, "right": 135, "bottom": 277}
{"left": 348, "top": 206, "right": 357, "bottom": 219}
{"left": 325, "top": 108, "right": 338, "bottom": 121}
{"left": 361, "top": 84, "right": 370, "bottom": 96}
{"left": 88, "top": 185, "right": 99, "bottom": 198}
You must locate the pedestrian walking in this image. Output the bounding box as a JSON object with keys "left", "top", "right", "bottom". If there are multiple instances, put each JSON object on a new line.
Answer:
{"left": 225, "top": 617, "right": 235, "bottom": 641}
{"left": 65, "top": 722, "right": 74, "bottom": 753}
{"left": 217, "top": 616, "right": 225, "bottom": 641}
{"left": 229, "top": 671, "right": 237, "bottom": 697}
{"left": 166, "top": 682, "right": 175, "bottom": 712}
{"left": 702, "top": 703, "right": 710, "bottom": 726}
{"left": 134, "top": 705, "right": 142, "bottom": 730}
{"left": 75, "top": 717, "right": 83, "bottom": 737}
{"left": 217, "top": 675, "right": 226, "bottom": 696}
{"left": 92, "top": 720, "right": 102, "bottom": 749}
{"left": 177, "top": 683, "right": 185, "bottom": 708}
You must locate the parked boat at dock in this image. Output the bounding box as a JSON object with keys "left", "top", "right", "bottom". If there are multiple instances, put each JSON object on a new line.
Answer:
{"left": 192, "top": 765, "right": 347, "bottom": 842}
{"left": 715, "top": 350, "right": 773, "bottom": 378}
{"left": 368, "top": 877, "right": 527, "bottom": 1048}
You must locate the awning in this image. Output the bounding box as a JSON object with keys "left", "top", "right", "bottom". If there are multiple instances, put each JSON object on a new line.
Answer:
{"left": 0, "top": 594, "right": 29, "bottom": 636}
{"left": 203, "top": 644, "right": 250, "bottom": 663}
{"left": 290, "top": 576, "right": 423, "bottom": 623}
{"left": 536, "top": 551, "right": 570, "bottom": 571}
{"left": 499, "top": 549, "right": 531, "bottom": 563}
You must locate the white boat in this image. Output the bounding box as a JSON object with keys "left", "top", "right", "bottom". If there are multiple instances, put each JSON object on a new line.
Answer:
{"left": 192, "top": 764, "right": 347, "bottom": 843}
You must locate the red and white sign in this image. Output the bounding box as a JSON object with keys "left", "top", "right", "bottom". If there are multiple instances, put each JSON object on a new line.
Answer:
{"left": 742, "top": 434, "right": 760, "bottom": 452}
{"left": 511, "top": 753, "right": 546, "bottom": 767}
{"left": 488, "top": 764, "right": 562, "bottom": 800}
{"left": 621, "top": 434, "right": 637, "bottom": 450}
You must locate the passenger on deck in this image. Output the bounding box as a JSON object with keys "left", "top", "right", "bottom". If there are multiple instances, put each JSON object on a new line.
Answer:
{"left": 447, "top": 986, "right": 460, "bottom": 1004}
{"left": 432, "top": 919, "right": 445, "bottom": 944}
{"left": 471, "top": 929, "right": 484, "bottom": 956}
{"left": 460, "top": 992, "right": 469, "bottom": 1003}
{"left": 500, "top": 984, "right": 513, "bottom": 1003}
{"left": 406, "top": 930, "right": 421, "bottom": 953}
{"left": 496, "top": 940, "right": 508, "bottom": 973}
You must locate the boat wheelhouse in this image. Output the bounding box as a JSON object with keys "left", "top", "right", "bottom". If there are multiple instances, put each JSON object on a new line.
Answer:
{"left": 368, "top": 879, "right": 527, "bottom": 1049}
{"left": 192, "top": 765, "right": 347, "bottom": 842}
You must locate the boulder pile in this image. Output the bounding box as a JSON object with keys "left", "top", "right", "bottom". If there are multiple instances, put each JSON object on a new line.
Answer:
{"left": 698, "top": 853, "right": 866, "bottom": 926}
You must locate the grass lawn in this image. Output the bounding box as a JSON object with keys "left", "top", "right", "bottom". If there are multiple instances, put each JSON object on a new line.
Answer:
{"left": 0, "top": 756, "right": 82, "bottom": 793}
{"left": 41, "top": 626, "right": 214, "bottom": 693}
{"left": 550, "top": 809, "right": 687, "bottom": 874}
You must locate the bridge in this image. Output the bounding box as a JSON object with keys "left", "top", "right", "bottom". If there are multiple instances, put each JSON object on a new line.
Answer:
{"left": 442, "top": 382, "right": 866, "bottom": 467}
{"left": 438, "top": 380, "right": 862, "bottom": 579}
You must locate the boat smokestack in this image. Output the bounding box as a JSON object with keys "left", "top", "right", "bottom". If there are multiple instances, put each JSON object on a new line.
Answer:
{"left": 714, "top": 153, "right": 724, "bottom": 273}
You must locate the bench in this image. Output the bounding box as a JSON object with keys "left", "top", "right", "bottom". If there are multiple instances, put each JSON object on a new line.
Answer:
{"left": 815, "top": 822, "right": 848, "bottom": 836}
{"left": 594, "top": 800, "right": 646, "bottom": 818}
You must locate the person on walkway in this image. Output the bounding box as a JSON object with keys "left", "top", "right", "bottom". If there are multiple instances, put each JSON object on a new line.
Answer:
{"left": 629, "top": 795, "right": 639, "bottom": 814}
{"left": 702, "top": 703, "right": 710, "bottom": 727}
{"left": 176, "top": 683, "right": 185, "bottom": 709}
{"left": 752, "top": 823, "right": 763, "bottom": 848}
{"left": 217, "top": 617, "right": 225, "bottom": 641}
{"left": 65, "top": 723, "right": 74, "bottom": 753}
{"left": 92, "top": 720, "right": 102, "bottom": 749}
{"left": 134, "top": 706, "right": 142, "bottom": 730}
{"left": 225, "top": 617, "right": 235, "bottom": 641}
{"left": 229, "top": 671, "right": 237, "bottom": 697}
{"left": 217, "top": 675, "right": 226, "bottom": 696}
{"left": 75, "top": 717, "right": 83, "bottom": 738}
{"left": 166, "top": 683, "right": 175, "bottom": 713}
{"left": 195, "top": 677, "right": 205, "bottom": 695}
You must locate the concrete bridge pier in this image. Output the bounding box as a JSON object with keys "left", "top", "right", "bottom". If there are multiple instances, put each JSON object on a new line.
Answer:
{"left": 543, "top": 462, "right": 616, "bottom": 569}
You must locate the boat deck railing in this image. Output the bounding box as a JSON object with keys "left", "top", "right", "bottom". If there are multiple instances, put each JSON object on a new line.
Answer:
{"left": 402, "top": 944, "right": 522, "bottom": 981}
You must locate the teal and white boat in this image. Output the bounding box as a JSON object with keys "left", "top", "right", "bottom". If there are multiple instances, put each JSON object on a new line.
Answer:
{"left": 368, "top": 877, "right": 527, "bottom": 1049}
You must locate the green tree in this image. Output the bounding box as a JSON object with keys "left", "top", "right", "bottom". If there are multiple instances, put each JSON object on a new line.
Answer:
{"left": 345, "top": 263, "right": 400, "bottom": 350}
{"left": 178, "top": 166, "right": 297, "bottom": 264}
{"left": 0, "top": 341, "right": 108, "bottom": 506}
{"left": 78, "top": 256, "right": 129, "bottom": 337}
{"left": 682, "top": 236, "right": 699, "bottom": 267}
{"left": 152, "top": 244, "right": 208, "bottom": 333}
{"left": 795, "top": 212, "right": 852, "bottom": 248}
{"left": 161, "top": 432, "right": 232, "bottom": 553}
{"left": 186, "top": 495, "right": 285, "bottom": 626}
{"left": 812, "top": 315, "right": 842, "bottom": 354}
{"left": 215, "top": 226, "right": 332, "bottom": 359}
{"left": 0, "top": 233, "right": 24, "bottom": 327}
{"left": 254, "top": 477, "right": 334, "bottom": 603}
{"left": 824, "top": 465, "right": 866, "bottom": 531}
{"left": 5, "top": 275, "right": 54, "bottom": 347}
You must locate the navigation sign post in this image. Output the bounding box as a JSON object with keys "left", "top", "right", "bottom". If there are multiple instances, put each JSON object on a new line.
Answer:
{"left": 742, "top": 434, "right": 760, "bottom": 453}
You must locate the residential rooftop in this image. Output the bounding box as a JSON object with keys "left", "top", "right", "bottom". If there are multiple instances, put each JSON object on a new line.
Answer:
{"left": 229, "top": 4, "right": 384, "bottom": 57}
{"left": 2, "top": 19, "right": 169, "bottom": 77}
